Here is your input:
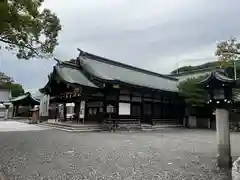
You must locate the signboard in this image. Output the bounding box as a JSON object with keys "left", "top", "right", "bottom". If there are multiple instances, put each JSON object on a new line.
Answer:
{"left": 119, "top": 103, "right": 130, "bottom": 115}
{"left": 79, "top": 101, "right": 85, "bottom": 119}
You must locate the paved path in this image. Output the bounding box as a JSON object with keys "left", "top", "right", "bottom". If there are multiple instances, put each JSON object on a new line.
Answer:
{"left": 0, "top": 128, "right": 235, "bottom": 179}
{"left": 0, "top": 120, "right": 48, "bottom": 132}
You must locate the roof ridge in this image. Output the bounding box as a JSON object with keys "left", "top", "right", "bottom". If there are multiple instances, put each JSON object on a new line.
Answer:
{"left": 57, "top": 60, "right": 80, "bottom": 69}
{"left": 80, "top": 51, "right": 178, "bottom": 81}
{"left": 170, "top": 67, "right": 220, "bottom": 77}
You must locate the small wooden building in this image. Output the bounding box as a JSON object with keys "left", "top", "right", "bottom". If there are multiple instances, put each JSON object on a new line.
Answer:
{"left": 41, "top": 50, "right": 185, "bottom": 125}
{"left": 10, "top": 92, "right": 40, "bottom": 118}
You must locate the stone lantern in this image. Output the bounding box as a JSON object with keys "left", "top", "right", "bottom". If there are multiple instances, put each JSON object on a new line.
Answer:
{"left": 203, "top": 72, "right": 235, "bottom": 107}
{"left": 107, "top": 104, "right": 116, "bottom": 132}
{"left": 200, "top": 71, "right": 236, "bottom": 168}
{"left": 107, "top": 104, "right": 114, "bottom": 114}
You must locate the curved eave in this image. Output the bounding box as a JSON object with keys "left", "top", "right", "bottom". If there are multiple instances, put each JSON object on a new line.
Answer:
{"left": 10, "top": 93, "right": 40, "bottom": 105}
{"left": 200, "top": 72, "right": 235, "bottom": 85}
{"left": 40, "top": 71, "right": 55, "bottom": 94}
{"left": 55, "top": 65, "right": 99, "bottom": 89}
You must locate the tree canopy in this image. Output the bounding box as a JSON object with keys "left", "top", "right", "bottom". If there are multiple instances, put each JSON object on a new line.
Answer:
{"left": 171, "top": 38, "right": 240, "bottom": 76}
{"left": 178, "top": 76, "right": 207, "bottom": 107}
{"left": 7, "top": 83, "right": 24, "bottom": 97}
{"left": 171, "top": 61, "right": 219, "bottom": 75}
{"left": 0, "top": 71, "right": 24, "bottom": 97}
{"left": 0, "top": 0, "right": 61, "bottom": 59}
{"left": 216, "top": 37, "right": 240, "bottom": 61}
{"left": 177, "top": 37, "right": 240, "bottom": 109}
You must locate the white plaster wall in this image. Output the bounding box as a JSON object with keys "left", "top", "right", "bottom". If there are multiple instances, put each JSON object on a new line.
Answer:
{"left": 0, "top": 89, "right": 11, "bottom": 102}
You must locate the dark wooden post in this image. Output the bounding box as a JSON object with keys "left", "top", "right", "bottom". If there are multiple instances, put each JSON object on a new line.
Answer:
{"left": 12, "top": 105, "right": 16, "bottom": 118}
{"left": 151, "top": 92, "right": 154, "bottom": 125}
{"left": 140, "top": 94, "right": 143, "bottom": 124}
{"left": 15, "top": 105, "right": 19, "bottom": 117}
{"left": 63, "top": 103, "right": 67, "bottom": 121}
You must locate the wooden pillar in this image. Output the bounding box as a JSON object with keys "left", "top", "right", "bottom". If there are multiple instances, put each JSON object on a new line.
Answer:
{"left": 63, "top": 103, "right": 67, "bottom": 121}
{"left": 140, "top": 94, "right": 143, "bottom": 123}
{"left": 12, "top": 105, "right": 16, "bottom": 117}
{"left": 103, "top": 90, "right": 107, "bottom": 121}
{"left": 75, "top": 101, "right": 80, "bottom": 123}
{"left": 160, "top": 94, "right": 163, "bottom": 119}
{"left": 116, "top": 89, "right": 120, "bottom": 119}
{"left": 151, "top": 92, "right": 154, "bottom": 125}
{"left": 15, "top": 105, "right": 19, "bottom": 117}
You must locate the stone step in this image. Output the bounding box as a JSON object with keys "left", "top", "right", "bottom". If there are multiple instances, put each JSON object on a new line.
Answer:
{"left": 154, "top": 124, "right": 183, "bottom": 128}
{"left": 141, "top": 124, "right": 183, "bottom": 131}
{"left": 39, "top": 122, "right": 183, "bottom": 133}
{"left": 46, "top": 122, "right": 100, "bottom": 128}
{"left": 101, "top": 123, "right": 141, "bottom": 131}
{"left": 38, "top": 123, "right": 102, "bottom": 132}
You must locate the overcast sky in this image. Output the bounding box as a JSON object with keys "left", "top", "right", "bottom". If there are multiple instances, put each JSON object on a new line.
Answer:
{"left": 1, "top": 0, "right": 240, "bottom": 92}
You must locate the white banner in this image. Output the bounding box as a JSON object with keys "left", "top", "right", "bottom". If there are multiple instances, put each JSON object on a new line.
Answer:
{"left": 79, "top": 101, "right": 85, "bottom": 119}
{"left": 59, "top": 104, "right": 64, "bottom": 120}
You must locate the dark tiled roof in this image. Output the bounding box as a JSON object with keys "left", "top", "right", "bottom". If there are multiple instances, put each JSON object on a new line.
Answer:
{"left": 55, "top": 62, "right": 99, "bottom": 88}
{"left": 170, "top": 67, "right": 219, "bottom": 77}
{"left": 78, "top": 51, "right": 178, "bottom": 92}
{"left": 200, "top": 71, "right": 235, "bottom": 84}
{"left": 10, "top": 92, "right": 40, "bottom": 105}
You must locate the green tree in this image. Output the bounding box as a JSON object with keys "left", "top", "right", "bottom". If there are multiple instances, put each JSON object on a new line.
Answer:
{"left": 0, "top": 0, "right": 61, "bottom": 59}
{"left": 178, "top": 76, "right": 208, "bottom": 108}
{"left": 215, "top": 37, "right": 240, "bottom": 79}
{"left": 0, "top": 71, "right": 24, "bottom": 97}
{"left": 216, "top": 37, "right": 240, "bottom": 61}
{"left": 0, "top": 72, "right": 13, "bottom": 83}
{"left": 177, "top": 38, "right": 240, "bottom": 109}
{"left": 8, "top": 83, "right": 24, "bottom": 97}
{"left": 171, "top": 61, "right": 223, "bottom": 75}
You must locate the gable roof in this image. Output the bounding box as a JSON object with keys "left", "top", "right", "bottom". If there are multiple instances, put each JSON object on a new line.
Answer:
{"left": 200, "top": 71, "right": 236, "bottom": 85}
{"left": 170, "top": 67, "right": 218, "bottom": 82}
{"left": 78, "top": 51, "right": 178, "bottom": 92}
{"left": 55, "top": 62, "right": 98, "bottom": 88}
{"left": 10, "top": 92, "right": 40, "bottom": 105}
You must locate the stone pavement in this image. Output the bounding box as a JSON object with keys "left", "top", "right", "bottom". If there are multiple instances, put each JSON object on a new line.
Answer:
{"left": 0, "top": 126, "right": 236, "bottom": 179}
{"left": 0, "top": 120, "right": 49, "bottom": 132}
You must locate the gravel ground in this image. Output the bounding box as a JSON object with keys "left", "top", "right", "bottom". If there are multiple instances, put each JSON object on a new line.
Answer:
{"left": 0, "top": 127, "right": 238, "bottom": 180}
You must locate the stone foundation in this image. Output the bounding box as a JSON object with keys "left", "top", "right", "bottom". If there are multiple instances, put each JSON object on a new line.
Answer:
{"left": 217, "top": 144, "right": 232, "bottom": 168}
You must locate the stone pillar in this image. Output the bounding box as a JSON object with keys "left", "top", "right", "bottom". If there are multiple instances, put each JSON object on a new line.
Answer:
{"left": 188, "top": 116, "right": 197, "bottom": 128}
{"left": 216, "top": 108, "right": 232, "bottom": 168}
{"left": 4, "top": 108, "right": 8, "bottom": 120}
{"left": 39, "top": 95, "right": 50, "bottom": 122}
